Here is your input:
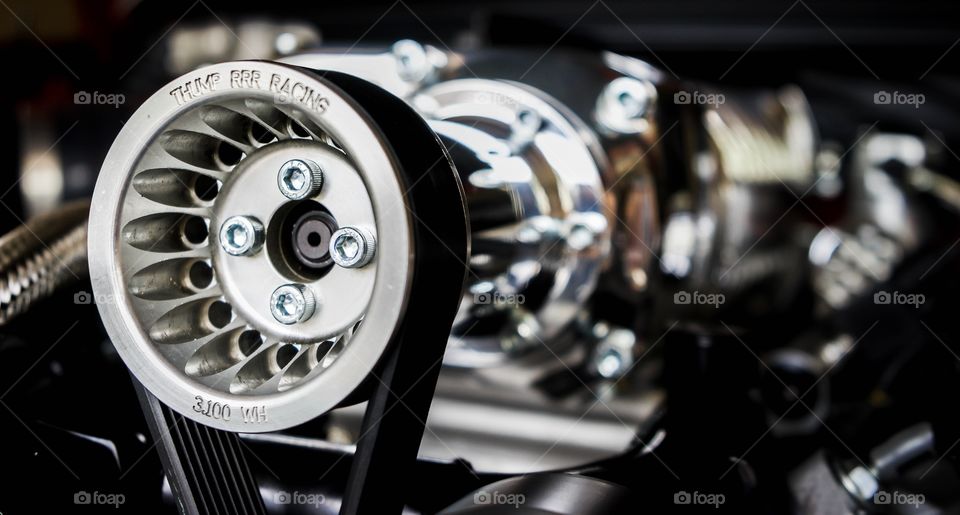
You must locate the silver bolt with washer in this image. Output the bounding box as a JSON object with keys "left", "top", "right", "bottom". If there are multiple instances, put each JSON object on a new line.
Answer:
{"left": 270, "top": 284, "right": 316, "bottom": 324}
{"left": 219, "top": 216, "right": 264, "bottom": 256}
{"left": 330, "top": 227, "right": 376, "bottom": 268}
{"left": 278, "top": 159, "right": 323, "bottom": 200}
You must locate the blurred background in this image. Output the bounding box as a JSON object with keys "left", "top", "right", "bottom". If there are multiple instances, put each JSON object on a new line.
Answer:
{"left": 2, "top": 0, "right": 958, "bottom": 231}
{"left": 1, "top": 1, "right": 959, "bottom": 512}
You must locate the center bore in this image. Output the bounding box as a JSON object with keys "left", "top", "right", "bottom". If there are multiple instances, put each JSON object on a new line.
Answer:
{"left": 270, "top": 199, "right": 338, "bottom": 280}
{"left": 291, "top": 211, "right": 337, "bottom": 268}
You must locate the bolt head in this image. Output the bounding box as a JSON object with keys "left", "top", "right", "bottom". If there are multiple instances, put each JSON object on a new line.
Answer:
{"left": 596, "top": 349, "right": 625, "bottom": 378}
{"left": 566, "top": 223, "right": 596, "bottom": 251}
{"left": 596, "top": 77, "right": 653, "bottom": 134}
{"left": 330, "top": 227, "right": 376, "bottom": 268}
{"left": 270, "top": 284, "right": 316, "bottom": 325}
{"left": 610, "top": 78, "right": 649, "bottom": 119}
{"left": 592, "top": 328, "right": 636, "bottom": 379}
{"left": 278, "top": 159, "right": 323, "bottom": 200}
{"left": 219, "top": 216, "right": 264, "bottom": 256}
{"left": 392, "top": 39, "right": 429, "bottom": 82}
{"left": 842, "top": 465, "right": 879, "bottom": 502}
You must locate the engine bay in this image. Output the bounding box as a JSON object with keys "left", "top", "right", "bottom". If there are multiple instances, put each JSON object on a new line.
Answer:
{"left": 1, "top": 1, "right": 960, "bottom": 513}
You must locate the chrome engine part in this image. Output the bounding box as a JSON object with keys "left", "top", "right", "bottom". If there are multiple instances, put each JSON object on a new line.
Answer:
{"left": 89, "top": 44, "right": 818, "bottom": 435}
{"left": 8, "top": 5, "right": 958, "bottom": 513}
{"left": 288, "top": 43, "right": 819, "bottom": 365}
{"left": 0, "top": 200, "right": 89, "bottom": 324}
{"left": 288, "top": 46, "right": 618, "bottom": 366}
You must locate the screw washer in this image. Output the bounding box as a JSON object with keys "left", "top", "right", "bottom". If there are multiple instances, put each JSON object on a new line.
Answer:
{"left": 270, "top": 284, "right": 317, "bottom": 324}
{"left": 330, "top": 226, "right": 377, "bottom": 268}
{"left": 278, "top": 159, "right": 324, "bottom": 200}
{"left": 218, "top": 216, "right": 265, "bottom": 256}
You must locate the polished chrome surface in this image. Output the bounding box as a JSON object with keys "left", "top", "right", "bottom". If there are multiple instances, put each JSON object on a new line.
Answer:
{"left": 659, "top": 87, "right": 818, "bottom": 318}
{"left": 810, "top": 132, "right": 929, "bottom": 310}
{"left": 595, "top": 76, "right": 656, "bottom": 135}
{"left": 281, "top": 47, "right": 661, "bottom": 370}
{"left": 281, "top": 42, "right": 822, "bottom": 362}
{"left": 418, "top": 79, "right": 610, "bottom": 366}
{"left": 90, "top": 44, "right": 823, "bottom": 444}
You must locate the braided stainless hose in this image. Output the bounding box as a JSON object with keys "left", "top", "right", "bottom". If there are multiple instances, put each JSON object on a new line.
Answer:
{"left": 0, "top": 201, "right": 89, "bottom": 325}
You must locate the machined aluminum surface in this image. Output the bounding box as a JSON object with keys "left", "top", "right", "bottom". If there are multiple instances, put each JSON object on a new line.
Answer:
{"left": 89, "top": 61, "right": 414, "bottom": 432}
